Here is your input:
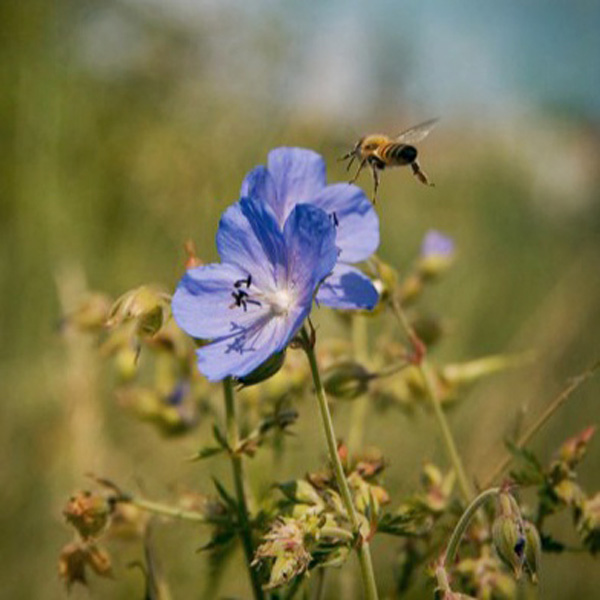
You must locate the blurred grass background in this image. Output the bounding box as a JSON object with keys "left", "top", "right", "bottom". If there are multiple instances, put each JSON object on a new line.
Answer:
{"left": 1, "top": 0, "right": 599, "bottom": 598}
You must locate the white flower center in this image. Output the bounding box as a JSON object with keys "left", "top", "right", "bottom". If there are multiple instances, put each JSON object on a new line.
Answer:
{"left": 268, "top": 288, "right": 295, "bottom": 316}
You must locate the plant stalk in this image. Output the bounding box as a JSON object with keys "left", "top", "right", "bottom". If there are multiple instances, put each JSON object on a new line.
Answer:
{"left": 223, "top": 377, "right": 265, "bottom": 600}
{"left": 301, "top": 327, "right": 379, "bottom": 600}
{"left": 390, "top": 297, "right": 474, "bottom": 503}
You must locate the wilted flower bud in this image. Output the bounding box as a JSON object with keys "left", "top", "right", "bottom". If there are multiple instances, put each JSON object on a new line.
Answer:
{"left": 399, "top": 273, "right": 424, "bottom": 305}
{"left": 522, "top": 520, "right": 542, "bottom": 583}
{"left": 58, "top": 542, "right": 112, "bottom": 590}
{"left": 236, "top": 350, "right": 286, "bottom": 387}
{"left": 323, "top": 361, "right": 372, "bottom": 400}
{"left": 418, "top": 230, "right": 455, "bottom": 279}
{"left": 62, "top": 293, "right": 112, "bottom": 332}
{"left": 63, "top": 491, "right": 112, "bottom": 539}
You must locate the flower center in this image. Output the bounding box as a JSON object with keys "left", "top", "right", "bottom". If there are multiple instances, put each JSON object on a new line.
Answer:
{"left": 268, "top": 288, "right": 294, "bottom": 316}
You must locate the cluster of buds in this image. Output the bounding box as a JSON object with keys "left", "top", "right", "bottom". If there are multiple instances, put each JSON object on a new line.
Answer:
{"left": 491, "top": 491, "right": 541, "bottom": 583}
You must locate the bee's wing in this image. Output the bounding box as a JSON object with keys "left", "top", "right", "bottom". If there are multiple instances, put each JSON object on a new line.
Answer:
{"left": 395, "top": 118, "right": 439, "bottom": 144}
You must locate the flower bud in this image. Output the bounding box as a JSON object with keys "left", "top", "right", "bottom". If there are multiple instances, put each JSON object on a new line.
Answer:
{"left": 323, "top": 361, "right": 372, "bottom": 400}
{"left": 558, "top": 425, "right": 596, "bottom": 468}
{"left": 417, "top": 230, "right": 455, "bottom": 280}
{"left": 522, "top": 520, "right": 541, "bottom": 584}
{"left": 278, "top": 480, "right": 323, "bottom": 507}
{"left": 236, "top": 350, "right": 286, "bottom": 387}
{"left": 107, "top": 286, "right": 169, "bottom": 337}
{"left": 63, "top": 491, "right": 112, "bottom": 539}
{"left": 492, "top": 514, "right": 526, "bottom": 578}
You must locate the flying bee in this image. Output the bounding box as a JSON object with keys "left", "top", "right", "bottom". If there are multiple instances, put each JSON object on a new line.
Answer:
{"left": 340, "top": 118, "right": 438, "bottom": 202}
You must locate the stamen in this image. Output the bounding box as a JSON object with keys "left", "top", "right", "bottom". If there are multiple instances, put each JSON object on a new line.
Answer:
{"left": 329, "top": 212, "right": 339, "bottom": 228}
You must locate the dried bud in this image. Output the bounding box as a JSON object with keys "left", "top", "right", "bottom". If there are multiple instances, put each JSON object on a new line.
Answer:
{"left": 399, "top": 273, "right": 424, "bottom": 305}
{"left": 183, "top": 239, "right": 203, "bottom": 269}
{"left": 420, "top": 463, "right": 455, "bottom": 513}
{"left": 58, "top": 542, "right": 112, "bottom": 590}
{"left": 236, "top": 350, "right": 286, "bottom": 387}
{"left": 63, "top": 491, "right": 111, "bottom": 539}
{"left": 323, "top": 361, "right": 372, "bottom": 400}
{"left": 62, "top": 293, "right": 112, "bottom": 332}
{"left": 522, "top": 520, "right": 542, "bottom": 583}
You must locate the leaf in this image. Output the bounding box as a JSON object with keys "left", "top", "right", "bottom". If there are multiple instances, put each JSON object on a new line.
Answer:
{"left": 211, "top": 477, "right": 238, "bottom": 513}
{"left": 540, "top": 532, "right": 566, "bottom": 553}
{"left": 188, "top": 446, "right": 225, "bottom": 461}
{"left": 212, "top": 425, "right": 230, "bottom": 451}
{"left": 505, "top": 440, "right": 545, "bottom": 485}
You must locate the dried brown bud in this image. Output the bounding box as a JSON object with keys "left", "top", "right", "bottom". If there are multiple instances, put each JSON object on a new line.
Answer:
{"left": 63, "top": 491, "right": 111, "bottom": 539}
{"left": 58, "top": 542, "right": 112, "bottom": 590}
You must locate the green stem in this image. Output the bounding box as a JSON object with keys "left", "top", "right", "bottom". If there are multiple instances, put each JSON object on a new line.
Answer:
{"left": 443, "top": 487, "right": 500, "bottom": 567}
{"left": 223, "top": 378, "right": 265, "bottom": 600}
{"left": 390, "top": 297, "right": 473, "bottom": 503}
{"left": 301, "top": 327, "right": 379, "bottom": 600}
{"left": 121, "top": 496, "right": 223, "bottom": 525}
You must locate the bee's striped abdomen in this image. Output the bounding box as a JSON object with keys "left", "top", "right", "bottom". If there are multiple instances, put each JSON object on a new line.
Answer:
{"left": 380, "top": 143, "right": 418, "bottom": 166}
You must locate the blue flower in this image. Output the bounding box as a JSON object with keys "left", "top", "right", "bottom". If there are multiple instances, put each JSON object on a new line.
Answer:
{"left": 241, "top": 148, "right": 380, "bottom": 310}
{"left": 172, "top": 196, "right": 338, "bottom": 381}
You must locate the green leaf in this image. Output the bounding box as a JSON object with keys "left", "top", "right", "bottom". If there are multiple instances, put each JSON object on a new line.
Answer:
{"left": 212, "top": 425, "right": 230, "bottom": 451}
{"left": 188, "top": 446, "right": 225, "bottom": 461}
{"left": 211, "top": 477, "right": 238, "bottom": 513}
{"left": 505, "top": 440, "right": 545, "bottom": 485}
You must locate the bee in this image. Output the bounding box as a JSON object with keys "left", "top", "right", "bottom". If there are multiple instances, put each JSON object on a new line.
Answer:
{"left": 340, "top": 118, "right": 438, "bottom": 202}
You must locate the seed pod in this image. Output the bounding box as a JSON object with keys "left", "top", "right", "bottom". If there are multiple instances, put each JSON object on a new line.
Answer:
{"left": 492, "top": 514, "right": 526, "bottom": 579}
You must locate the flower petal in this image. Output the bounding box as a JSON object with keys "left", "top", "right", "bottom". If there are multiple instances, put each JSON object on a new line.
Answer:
{"left": 316, "top": 263, "right": 379, "bottom": 310}
{"left": 283, "top": 204, "right": 337, "bottom": 302}
{"left": 311, "top": 183, "right": 379, "bottom": 263}
{"left": 240, "top": 165, "right": 277, "bottom": 208}
{"left": 216, "top": 196, "right": 287, "bottom": 289}
{"left": 266, "top": 148, "right": 327, "bottom": 226}
{"left": 196, "top": 305, "right": 307, "bottom": 381}
{"left": 172, "top": 263, "right": 267, "bottom": 340}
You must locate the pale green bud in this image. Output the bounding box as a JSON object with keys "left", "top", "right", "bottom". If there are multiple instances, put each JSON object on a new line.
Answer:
{"left": 323, "top": 361, "right": 372, "bottom": 400}
{"left": 523, "top": 520, "right": 542, "bottom": 584}
{"left": 492, "top": 514, "right": 526, "bottom": 579}
{"left": 236, "top": 350, "right": 286, "bottom": 387}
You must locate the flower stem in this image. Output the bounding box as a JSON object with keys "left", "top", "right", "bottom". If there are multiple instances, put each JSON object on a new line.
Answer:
{"left": 389, "top": 297, "right": 474, "bottom": 503}
{"left": 120, "top": 496, "right": 223, "bottom": 524}
{"left": 443, "top": 487, "right": 500, "bottom": 567}
{"left": 223, "top": 377, "right": 265, "bottom": 600}
{"left": 301, "top": 327, "right": 379, "bottom": 600}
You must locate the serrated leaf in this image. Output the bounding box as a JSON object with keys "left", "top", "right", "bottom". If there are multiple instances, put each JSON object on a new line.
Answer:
{"left": 540, "top": 532, "right": 566, "bottom": 553}
{"left": 196, "top": 528, "right": 237, "bottom": 553}
{"left": 505, "top": 440, "right": 545, "bottom": 485}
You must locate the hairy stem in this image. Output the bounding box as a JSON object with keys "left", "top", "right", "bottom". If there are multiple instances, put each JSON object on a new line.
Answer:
{"left": 301, "top": 327, "right": 379, "bottom": 600}
{"left": 223, "top": 377, "right": 265, "bottom": 600}
{"left": 390, "top": 297, "right": 474, "bottom": 503}
{"left": 443, "top": 487, "right": 500, "bottom": 567}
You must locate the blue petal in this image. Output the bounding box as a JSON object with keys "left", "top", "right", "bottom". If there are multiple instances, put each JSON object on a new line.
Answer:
{"left": 240, "top": 165, "right": 277, "bottom": 207}
{"left": 283, "top": 204, "right": 337, "bottom": 303}
{"left": 316, "top": 263, "right": 379, "bottom": 310}
{"left": 172, "top": 263, "right": 267, "bottom": 340}
{"left": 266, "top": 148, "right": 327, "bottom": 227}
{"left": 311, "top": 183, "right": 380, "bottom": 263}
{"left": 216, "top": 196, "right": 287, "bottom": 289}
{"left": 196, "top": 304, "right": 307, "bottom": 381}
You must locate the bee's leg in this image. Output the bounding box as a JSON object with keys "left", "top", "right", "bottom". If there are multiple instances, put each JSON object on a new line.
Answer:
{"left": 411, "top": 161, "right": 434, "bottom": 186}
{"left": 371, "top": 164, "right": 380, "bottom": 203}
{"left": 349, "top": 159, "right": 367, "bottom": 184}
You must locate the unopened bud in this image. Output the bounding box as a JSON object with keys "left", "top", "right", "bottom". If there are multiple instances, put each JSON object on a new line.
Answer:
{"left": 107, "top": 286, "right": 168, "bottom": 337}
{"left": 236, "top": 350, "right": 286, "bottom": 387}
{"left": 492, "top": 513, "right": 526, "bottom": 579}
{"left": 63, "top": 491, "right": 111, "bottom": 539}
{"left": 558, "top": 425, "right": 596, "bottom": 468}
{"left": 522, "top": 520, "right": 541, "bottom": 584}
{"left": 418, "top": 230, "right": 455, "bottom": 280}
{"left": 183, "top": 239, "right": 203, "bottom": 269}
{"left": 278, "top": 480, "right": 323, "bottom": 507}
{"left": 323, "top": 361, "right": 372, "bottom": 400}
